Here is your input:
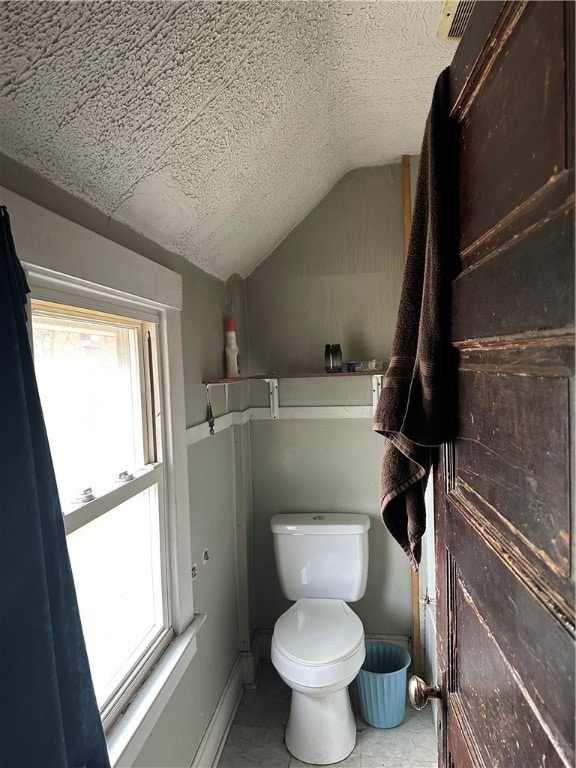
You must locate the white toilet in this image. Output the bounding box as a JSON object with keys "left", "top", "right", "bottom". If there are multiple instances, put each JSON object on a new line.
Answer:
{"left": 270, "top": 512, "right": 371, "bottom": 765}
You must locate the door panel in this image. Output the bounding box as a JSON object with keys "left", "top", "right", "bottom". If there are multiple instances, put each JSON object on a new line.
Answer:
{"left": 455, "top": 580, "right": 565, "bottom": 768}
{"left": 447, "top": 504, "right": 574, "bottom": 756}
{"left": 456, "top": 369, "right": 571, "bottom": 573}
{"left": 453, "top": 210, "right": 574, "bottom": 340}
{"left": 436, "top": 2, "right": 575, "bottom": 766}
{"left": 457, "top": 1, "right": 568, "bottom": 254}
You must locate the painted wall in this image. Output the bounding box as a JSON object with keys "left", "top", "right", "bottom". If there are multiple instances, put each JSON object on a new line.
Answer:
{"left": 246, "top": 165, "right": 404, "bottom": 375}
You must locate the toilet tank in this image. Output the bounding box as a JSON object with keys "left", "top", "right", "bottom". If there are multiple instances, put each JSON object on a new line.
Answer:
{"left": 270, "top": 513, "right": 370, "bottom": 602}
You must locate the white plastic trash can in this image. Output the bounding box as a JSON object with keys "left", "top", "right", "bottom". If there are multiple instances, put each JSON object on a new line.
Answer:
{"left": 356, "top": 641, "right": 411, "bottom": 728}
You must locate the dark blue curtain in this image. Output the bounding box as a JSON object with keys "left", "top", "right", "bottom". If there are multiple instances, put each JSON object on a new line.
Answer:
{"left": 0, "top": 207, "right": 110, "bottom": 767}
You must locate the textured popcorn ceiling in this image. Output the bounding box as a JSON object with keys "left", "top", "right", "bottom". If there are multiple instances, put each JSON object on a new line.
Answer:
{"left": 0, "top": 1, "right": 458, "bottom": 279}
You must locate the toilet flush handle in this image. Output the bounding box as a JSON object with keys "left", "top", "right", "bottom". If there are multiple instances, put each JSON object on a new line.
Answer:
{"left": 408, "top": 675, "right": 441, "bottom": 710}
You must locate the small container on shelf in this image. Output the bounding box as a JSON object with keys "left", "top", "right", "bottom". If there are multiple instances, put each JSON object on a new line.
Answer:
{"left": 225, "top": 317, "right": 240, "bottom": 378}
{"left": 324, "top": 344, "right": 342, "bottom": 373}
{"left": 360, "top": 359, "right": 384, "bottom": 372}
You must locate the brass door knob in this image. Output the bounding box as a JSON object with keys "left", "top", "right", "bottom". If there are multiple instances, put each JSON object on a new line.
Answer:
{"left": 408, "top": 675, "right": 441, "bottom": 710}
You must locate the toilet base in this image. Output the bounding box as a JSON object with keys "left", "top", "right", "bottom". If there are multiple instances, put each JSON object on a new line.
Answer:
{"left": 284, "top": 687, "right": 356, "bottom": 765}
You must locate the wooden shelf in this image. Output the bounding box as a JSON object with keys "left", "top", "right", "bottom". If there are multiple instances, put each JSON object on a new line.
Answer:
{"left": 253, "top": 370, "right": 386, "bottom": 379}
{"left": 204, "top": 376, "right": 253, "bottom": 384}
{"left": 204, "top": 370, "right": 385, "bottom": 384}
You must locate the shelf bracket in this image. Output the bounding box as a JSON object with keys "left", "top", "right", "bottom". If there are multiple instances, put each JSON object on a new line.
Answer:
{"left": 205, "top": 382, "right": 231, "bottom": 435}
{"left": 205, "top": 383, "right": 230, "bottom": 410}
{"left": 263, "top": 378, "right": 279, "bottom": 419}
{"left": 372, "top": 374, "right": 384, "bottom": 415}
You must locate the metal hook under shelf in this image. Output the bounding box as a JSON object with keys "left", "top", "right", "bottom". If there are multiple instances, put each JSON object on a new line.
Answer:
{"left": 205, "top": 382, "right": 232, "bottom": 434}
{"left": 205, "top": 385, "right": 215, "bottom": 435}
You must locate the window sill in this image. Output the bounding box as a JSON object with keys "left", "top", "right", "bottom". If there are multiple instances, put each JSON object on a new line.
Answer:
{"left": 107, "top": 614, "right": 206, "bottom": 768}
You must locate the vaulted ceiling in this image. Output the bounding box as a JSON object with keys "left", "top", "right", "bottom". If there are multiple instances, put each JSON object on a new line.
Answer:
{"left": 0, "top": 1, "right": 458, "bottom": 279}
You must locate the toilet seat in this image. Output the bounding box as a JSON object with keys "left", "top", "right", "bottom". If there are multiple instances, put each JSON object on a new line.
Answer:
{"left": 272, "top": 598, "right": 365, "bottom": 689}
{"left": 274, "top": 598, "right": 364, "bottom": 664}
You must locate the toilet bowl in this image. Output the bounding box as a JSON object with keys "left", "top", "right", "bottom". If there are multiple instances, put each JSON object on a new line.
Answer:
{"left": 270, "top": 513, "right": 370, "bottom": 765}
{"left": 272, "top": 599, "right": 365, "bottom": 764}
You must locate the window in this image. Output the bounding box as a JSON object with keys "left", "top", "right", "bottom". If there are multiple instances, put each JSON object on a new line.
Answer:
{"left": 31, "top": 300, "right": 171, "bottom": 729}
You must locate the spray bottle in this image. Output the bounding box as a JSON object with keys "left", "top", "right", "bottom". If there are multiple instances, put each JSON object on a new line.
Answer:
{"left": 225, "top": 317, "right": 240, "bottom": 378}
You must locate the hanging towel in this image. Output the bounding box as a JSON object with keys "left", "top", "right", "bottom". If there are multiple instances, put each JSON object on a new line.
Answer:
{"left": 373, "top": 68, "right": 456, "bottom": 570}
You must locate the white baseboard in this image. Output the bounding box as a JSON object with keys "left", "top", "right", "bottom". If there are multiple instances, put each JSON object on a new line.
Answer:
{"left": 240, "top": 633, "right": 261, "bottom": 688}
{"left": 191, "top": 657, "right": 244, "bottom": 768}
{"left": 257, "top": 629, "right": 273, "bottom": 662}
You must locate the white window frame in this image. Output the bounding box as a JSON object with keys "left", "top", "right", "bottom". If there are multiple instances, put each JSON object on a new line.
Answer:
{"left": 2, "top": 186, "right": 199, "bottom": 765}
{"left": 31, "top": 299, "right": 172, "bottom": 728}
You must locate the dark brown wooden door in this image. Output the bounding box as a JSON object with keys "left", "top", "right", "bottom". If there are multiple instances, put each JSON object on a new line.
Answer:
{"left": 434, "top": 3, "right": 575, "bottom": 767}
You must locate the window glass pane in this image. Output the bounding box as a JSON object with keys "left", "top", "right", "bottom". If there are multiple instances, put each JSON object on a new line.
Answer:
{"left": 31, "top": 310, "right": 145, "bottom": 504}
{"left": 66, "top": 486, "right": 164, "bottom": 708}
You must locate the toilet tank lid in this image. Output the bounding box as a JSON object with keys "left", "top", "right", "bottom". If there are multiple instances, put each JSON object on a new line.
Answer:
{"left": 270, "top": 513, "right": 370, "bottom": 534}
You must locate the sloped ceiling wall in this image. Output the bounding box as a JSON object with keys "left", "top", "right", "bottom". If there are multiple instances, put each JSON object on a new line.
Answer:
{"left": 0, "top": 1, "right": 458, "bottom": 279}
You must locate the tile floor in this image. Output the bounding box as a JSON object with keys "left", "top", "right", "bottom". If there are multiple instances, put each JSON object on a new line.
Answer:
{"left": 217, "top": 663, "right": 437, "bottom": 768}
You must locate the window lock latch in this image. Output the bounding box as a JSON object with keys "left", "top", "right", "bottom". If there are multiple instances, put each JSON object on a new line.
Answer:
{"left": 74, "top": 488, "right": 95, "bottom": 504}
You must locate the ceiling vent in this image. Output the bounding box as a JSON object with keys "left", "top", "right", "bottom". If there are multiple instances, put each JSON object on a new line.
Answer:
{"left": 437, "top": 0, "right": 476, "bottom": 40}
